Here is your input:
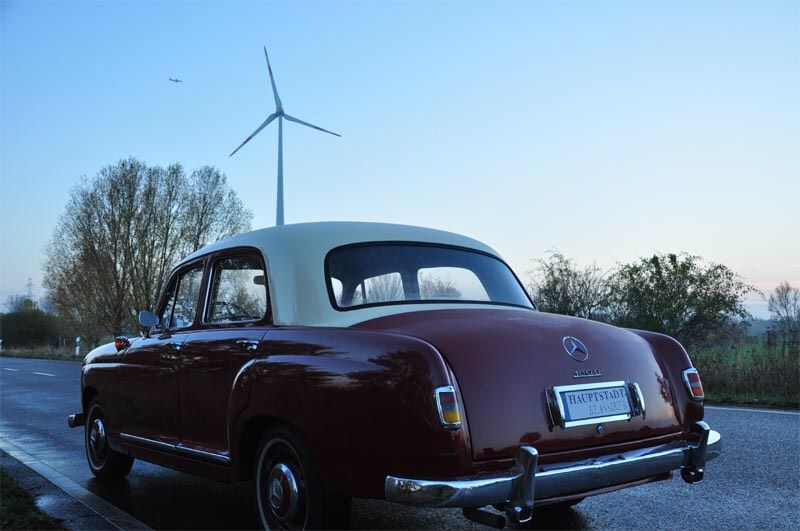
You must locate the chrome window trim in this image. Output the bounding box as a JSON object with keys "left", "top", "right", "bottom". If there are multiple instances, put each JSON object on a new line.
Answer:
{"left": 158, "top": 261, "right": 207, "bottom": 333}
{"left": 201, "top": 251, "right": 269, "bottom": 326}
{"left": 120, "top": 433, "right": 231, "bottom": 465}
{"left": 550, "top": 380, "right": 633, "bottom": 429}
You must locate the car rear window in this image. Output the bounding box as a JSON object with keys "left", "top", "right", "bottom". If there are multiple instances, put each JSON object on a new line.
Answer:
{"left": 326, "top": 244, "right": 533, "bottom": 310}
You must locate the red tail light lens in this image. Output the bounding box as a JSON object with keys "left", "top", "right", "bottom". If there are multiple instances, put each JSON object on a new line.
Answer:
{"left": 682, "top": 368, "right": 704, "bottom": 401}
{"left": 434, "top": 386, "right": 462, "bottom": 430}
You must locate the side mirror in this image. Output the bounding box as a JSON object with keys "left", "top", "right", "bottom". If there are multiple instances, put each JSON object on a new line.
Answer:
{"left": 138, "top": 310, "right": 158, "bottom": 337}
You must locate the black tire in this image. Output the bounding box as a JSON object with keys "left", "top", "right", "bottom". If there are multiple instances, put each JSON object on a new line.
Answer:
{"left": 253, "top": 425, "right": 350, "bottom": 530}
{"left": 85, "top": 397, "right": 133, "bottom": 479}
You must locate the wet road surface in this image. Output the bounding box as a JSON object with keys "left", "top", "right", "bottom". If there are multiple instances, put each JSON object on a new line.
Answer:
{"left": 1, "top": 356, "right": 798, "bottom": 529}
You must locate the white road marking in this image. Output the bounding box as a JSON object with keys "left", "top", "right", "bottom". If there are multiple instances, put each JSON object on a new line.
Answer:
{"left": 3, "top": 368, "right": 19, "bottom": 371}
{"left": 706, "top": 405, "right": 800, "bottom": 416}
{"left": 33, "top": 372, "right": 57, "bottom": 377}
{"left": 0, "top": 437, "right": 151, "bottom": 530}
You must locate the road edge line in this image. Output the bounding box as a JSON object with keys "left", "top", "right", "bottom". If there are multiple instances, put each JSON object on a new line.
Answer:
{"left": 705, "top": 405, "right": 800, "bottom": 416}
{"left": 0, "top": 437, "right": 151, "bottom": 531}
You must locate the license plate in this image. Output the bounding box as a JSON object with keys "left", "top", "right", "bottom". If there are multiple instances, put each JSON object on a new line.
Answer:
{"left": 552, "top": 381, "right": 633, "bottom": 428}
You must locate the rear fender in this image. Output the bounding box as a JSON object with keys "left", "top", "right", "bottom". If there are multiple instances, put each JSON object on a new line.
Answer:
{"left": 229, "top": 327, "right": 473, "bottom": 498}
{"left": 627, "top": 329, "right": 703, "bottom": 431}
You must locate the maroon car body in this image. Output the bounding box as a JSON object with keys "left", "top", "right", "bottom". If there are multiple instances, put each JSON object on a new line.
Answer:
{"left": 69, "top": 222, "right": 720, "bottom": 529}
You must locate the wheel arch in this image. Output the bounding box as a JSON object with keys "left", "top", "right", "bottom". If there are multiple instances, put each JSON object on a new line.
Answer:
{"left": 233, "top": 415, "right": 308, "bottom": 482}
{"left": 82, "top": 386, "right": 98, "bottom": 413}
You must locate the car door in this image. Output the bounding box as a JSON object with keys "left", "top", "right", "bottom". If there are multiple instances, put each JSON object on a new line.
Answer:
{"left": 119, "top": 260, "right": 206, "bottom": 446}
{"left": 178, "top": 250, "right": 271, "bottom": 458}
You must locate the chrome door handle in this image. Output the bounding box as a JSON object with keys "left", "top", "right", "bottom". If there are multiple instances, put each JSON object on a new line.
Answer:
{"left": 236, "top": 340, "right": 260, "bottom": 354}
{"left": 161, "top": 342, "right": 181, "bottom": 362}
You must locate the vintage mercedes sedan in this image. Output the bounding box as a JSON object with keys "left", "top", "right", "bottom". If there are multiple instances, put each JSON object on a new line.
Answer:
{"left": 69, "top": 222, "right": 720, "bottom": 529}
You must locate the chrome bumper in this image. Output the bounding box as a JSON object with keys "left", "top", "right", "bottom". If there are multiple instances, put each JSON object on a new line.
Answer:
{"left": 386, "top": 422, "right": 720, "bottom": 518}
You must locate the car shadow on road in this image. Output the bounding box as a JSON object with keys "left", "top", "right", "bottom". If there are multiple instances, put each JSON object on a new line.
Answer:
{"left": 515, "top": 506, "right": 591, "bottom": 530}
{"left": 350, "top": 499, "right": 591, "bottom": 530}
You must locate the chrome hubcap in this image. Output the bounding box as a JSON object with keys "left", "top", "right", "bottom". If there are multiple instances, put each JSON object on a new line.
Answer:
{"left": 89, "top": 418, "right": 107, "bottom": 459}
{"left": 266, "top": 463, "right": 299, "bottom": 523}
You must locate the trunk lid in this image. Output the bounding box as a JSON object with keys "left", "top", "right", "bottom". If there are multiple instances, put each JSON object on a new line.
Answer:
{"left": 354, "top": 308, "right": 680, "bottom": 461}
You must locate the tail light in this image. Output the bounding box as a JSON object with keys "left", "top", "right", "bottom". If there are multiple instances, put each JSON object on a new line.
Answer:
{"left": 682, "top": 368, "right": 704, "bottom": 401}
{"left": 434, "top": 385, "right": 462, "bottom": 429}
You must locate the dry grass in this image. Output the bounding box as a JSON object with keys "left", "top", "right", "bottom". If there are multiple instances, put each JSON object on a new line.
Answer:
{"left": 692, "top": 340, "right": 799, "bottom": 408}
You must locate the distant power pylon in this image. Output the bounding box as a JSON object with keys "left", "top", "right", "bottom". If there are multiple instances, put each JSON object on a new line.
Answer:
{"left": 25, "top": 277, "right": 33, "bottom": 300}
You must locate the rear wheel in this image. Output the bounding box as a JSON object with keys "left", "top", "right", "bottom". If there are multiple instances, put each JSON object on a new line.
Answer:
{"left": 253, "top": 426, "right": 350, "bottom": 530}
{"left": 85, "top": 398, "right": 133, "bottom": 479}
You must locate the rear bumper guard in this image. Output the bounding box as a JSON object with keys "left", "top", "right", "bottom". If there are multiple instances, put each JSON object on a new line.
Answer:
{"left": 385, "top": 421, "right": 720, "bottom": 523}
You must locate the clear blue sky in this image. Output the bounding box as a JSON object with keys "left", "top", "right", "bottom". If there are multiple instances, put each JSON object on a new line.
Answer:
{"left": 1, "top": 0, "right": 798, "bottom": 317}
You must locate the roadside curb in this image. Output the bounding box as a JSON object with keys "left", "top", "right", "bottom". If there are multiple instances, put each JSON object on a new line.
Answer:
{"left": 0, "top": 441, "right": 151, "bottom": 531}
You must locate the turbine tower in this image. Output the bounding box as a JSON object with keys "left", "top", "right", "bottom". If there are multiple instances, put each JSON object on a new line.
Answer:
{"left": 230, "top": 46, "right": 340, "bottom": 226}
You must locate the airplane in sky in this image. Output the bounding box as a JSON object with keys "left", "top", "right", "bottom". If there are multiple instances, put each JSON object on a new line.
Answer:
{"left": 169, "top": 77, "right": 183, "bottom": 83}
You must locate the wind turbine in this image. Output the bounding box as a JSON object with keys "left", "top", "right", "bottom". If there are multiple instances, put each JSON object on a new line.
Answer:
{"left": 230, "top": 46, "right": 340, "bottom": 226}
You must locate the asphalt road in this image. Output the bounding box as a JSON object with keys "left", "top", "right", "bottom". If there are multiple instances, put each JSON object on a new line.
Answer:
{"left": 1, "top": 355, "right": 798, "bottom": 530}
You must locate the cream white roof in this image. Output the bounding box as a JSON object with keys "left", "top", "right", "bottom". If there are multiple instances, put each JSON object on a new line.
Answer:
{"left": 180, "top": 221, "right": 515, "bottom": 327}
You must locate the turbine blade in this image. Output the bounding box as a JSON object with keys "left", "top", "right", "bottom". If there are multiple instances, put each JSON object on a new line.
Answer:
{"left": 229, "top": 113, "right": 278, "bottom": 157}
{"left": 263, "top": 46, "right": 283, "bottom": 110}
{"left": 283, "top": 114, "right": 341, "bottom": 137}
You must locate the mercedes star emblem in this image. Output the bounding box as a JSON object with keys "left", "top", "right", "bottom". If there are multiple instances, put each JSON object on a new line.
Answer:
{"left": 562, "top": 336, "right": 589, "bottom": 362}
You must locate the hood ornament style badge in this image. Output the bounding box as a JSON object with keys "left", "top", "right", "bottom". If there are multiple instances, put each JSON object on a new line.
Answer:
{"left": 562, "top": 336, "right": 589, "bottom": 362}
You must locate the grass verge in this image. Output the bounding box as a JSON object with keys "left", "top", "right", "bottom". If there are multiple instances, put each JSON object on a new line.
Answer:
{"left": 705, "top": 394, "right": 799, "bottom": 409}
{"left": 0, "top": 468, "right": 62, "bottom": 530}
{"left": 0, "top": 349, "right": 81, "bottom": 362}
{"left": 692, "top": 340, "right": 799, "bottom": 410}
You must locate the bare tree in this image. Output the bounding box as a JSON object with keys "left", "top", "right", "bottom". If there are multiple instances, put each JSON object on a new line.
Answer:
{"left": 419, "top": 275, "right": 462, "bottom": 299}
{"left": 768, "top": 281, "right": 800, "bottom": 353}
{"left": 358, "top": 274, "right": 403, "bottom": 304}
{"left": 43, "top": 158, "right": 253, "bottom": 343}
{"left": 182, "top": 167, "right": 251, "bottom": 252}
{"left": 127, "top": 163, "right": 187, "bottom": 316}
{"left": 527, "top": 251, "right": 609, "bottom": 320}
{"left": 5, "top": 295, "right": 32, "bottom": 313}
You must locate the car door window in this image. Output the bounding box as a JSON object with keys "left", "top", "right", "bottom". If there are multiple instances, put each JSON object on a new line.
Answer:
{"left": 206, "top": 255, "right": 268, "bottom": 323}
{"left": 160, "top": 264, "right": 204, "bottom": 330}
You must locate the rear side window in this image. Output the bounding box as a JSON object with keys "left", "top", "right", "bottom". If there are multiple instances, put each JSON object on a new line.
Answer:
{"left": 206, "top": 254, "right": 268, "bottom": 323}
